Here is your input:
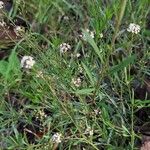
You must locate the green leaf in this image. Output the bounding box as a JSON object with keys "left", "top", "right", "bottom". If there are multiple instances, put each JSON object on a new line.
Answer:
{"left": 74, "top": 88, "right": 95, "bottom": 95}
{"left": 0, "top": 50, "right": 20, "bottom": 80}
{"left": 109, "top": 55, "right": 136, "bottom": 74}
{"left": 8, "top": 49, "right": 20, "bottom": 70}
{"left": 5, "top": 49, "right": 20, "bottom": 80}
{"left": 143, "top": 29, "right": 150, "bottom": 36}
{"left": 82, "top": 30, "right": 104, "bottom": 63}
{"left": 0, "top": 60, "right": 8, "bottom": 76}
{"left": 82, "top": 62, "right": 95, "bottom": 86}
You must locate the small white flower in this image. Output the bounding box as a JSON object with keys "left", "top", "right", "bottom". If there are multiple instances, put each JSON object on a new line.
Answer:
{"left": 84, "top": 126, "right": 93, "bottom": 136}
{"left": 60, "top": 43, "right": 71, "bottom": 53}
{"left": 71, "top": 53, "right": 81, "bottom": 58}
{"left": 63, "top": 16, "right": 69, "bottom": 21}
{"left": 85, "top": 29, "right": 95, "bottom": 39}
{"left": 76, "top": 53, "right": 81, "bottom": 58}
{"left": 80, "top": 29, "right": 95, "bottom": 40}
{"left": 21, "top": 56, "right": 35, "bottom": 69}
{"left": 127, "top": 23, "right": 140, "bottom": 34}
{"left": 99, "top": 33, "right": 103, "bottom": 38}
{"left": 94, "top": 109, "right": 101, "bottom": 115}
{"left": 90, "top": 32, "right": 95, "bottom": 39}
{"left": 79, "top": 33, "right": 83, "bottom": 38}
{"left": 78, "top": 65, "right": 83, "bottom": 73}
{"left": 0, "top": 20, "right": 6, "bottom": 27}
{"left": 52, "top": 133, "right": 62, "bottom": 143}
{"left": 35, "top": 109, "right": 47, "bottom": 119}
{"left": 72, "top": 77, "right": 81, "bottom": 87}
{"left": 0, "top": 1, "right": 4, "bottom": 9}
{"left": 14, "top": 26, "right": 25, "bottom": 36}
{"left": 39, "top": 110, "right": 46, "bottom": 117}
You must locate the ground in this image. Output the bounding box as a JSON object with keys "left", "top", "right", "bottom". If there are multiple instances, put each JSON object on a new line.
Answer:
{"left": 0, "top": 0, "right": 150, "bottom": 150}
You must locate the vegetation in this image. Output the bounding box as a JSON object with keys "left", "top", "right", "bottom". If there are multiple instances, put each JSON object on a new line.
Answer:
{"left": 0, "top": 0, "right": 150, "bottom": 149}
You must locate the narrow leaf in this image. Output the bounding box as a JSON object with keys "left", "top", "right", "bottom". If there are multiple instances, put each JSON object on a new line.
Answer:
{"left": 82, "top": 62, "right": 95, "bottom": 86}
{"left": 74, "top": 88, "right": 95, "bottom": 95}
{"left": 0, "top": 60, "right": 8, "bottom": 76}
{"left": 82, "top": 30, "right": 104, "bottom": 63}
{"left": 109, "top": 55, "right": 136, "bottom": 74}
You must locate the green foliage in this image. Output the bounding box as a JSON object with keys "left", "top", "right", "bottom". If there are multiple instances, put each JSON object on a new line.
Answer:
{"left": 109, "top": 55, "right": 136, "bottom": 74}
{"left": 82, "top": 29, "right": 104, "bottom": 63}
{"left": 74, "top": 88, "right": 95, "bottom": 95}
{"left": 0, "top": 0, "right": 149, "bottom": 150}
{"left": 0, "top": 50, "right": 21, "bottom": 80}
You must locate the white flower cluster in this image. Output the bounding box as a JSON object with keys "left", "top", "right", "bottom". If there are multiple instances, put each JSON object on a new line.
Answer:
{"left": 84, "top": 126, "right": 93, "bottom": 136}
{"left": 35, "top": 109, "right": 47, "bottom": 119}
{"left": 99, "top": 33, "right": 103, "bottom": 38}
{"left": 60, "top": 43, "right": 71, "bottom": 53}
{"left": 80, "top": 29, "right": 95, "bottom": 40}
{"left": 71, "top": 53, "right": 81, "bottom": 58}
{"left": 72, "top": 77, "right": 81, "bottom": 87}
{"left": 0, "top": 1, "right": 4, "bottom": 9}
{"left": 21, "top": 56, "right": 35, "bottom": 69}
{"left": 52, "top": 133, "right": 62, "bottom": 143}
{"left": 127, "top": 23, "right": 140, "bottom": 34}
{"left": 14, "top": 26, "right": 25, "bottom": 36}
{"left": 0, "top": 20, "right": 6, "bottom": 27}
{"left": 78, "top": 65, "right": 83, "bottom": 73}
{"left": 63, "top": 15, "right": 69, "bottom": 21}
{"left": 94, "top": 109, "right": 101, "bottom": 115}
{"left": 76, "top": 53, "right": 81, "bottom": 58}
{"left": 86, "top": 29, "right": 95, "bottom": 39}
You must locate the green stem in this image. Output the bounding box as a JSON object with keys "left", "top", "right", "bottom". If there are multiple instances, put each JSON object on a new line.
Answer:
{"left": 131, "top": 89, "right": 135, "bottom": 150}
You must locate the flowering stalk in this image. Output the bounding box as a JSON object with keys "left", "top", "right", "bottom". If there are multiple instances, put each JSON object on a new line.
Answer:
{"left": 111, "top": 0, "right": 128, "bottom": 49}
